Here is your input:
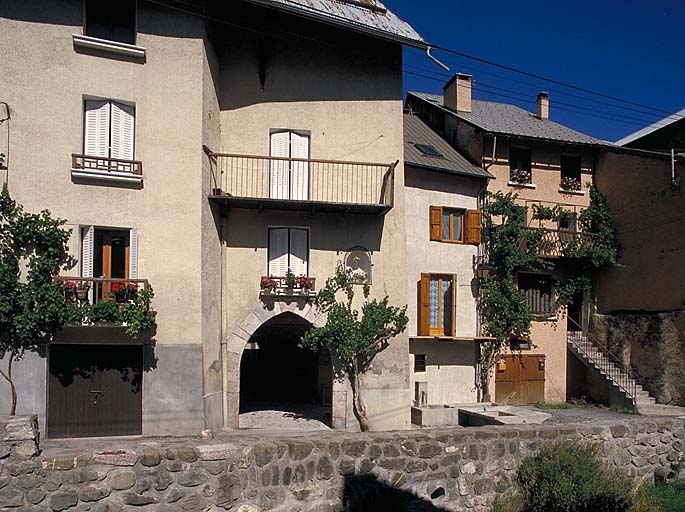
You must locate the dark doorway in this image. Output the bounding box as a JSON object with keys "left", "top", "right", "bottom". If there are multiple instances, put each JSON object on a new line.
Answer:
{"left": 47, "top": 344, "right": 143, "bottom": 438}
{"left": 567, "top": 291, "right": 584, "bottom": 332}
{"left": 239, "top": 313, "right": 332, "bottom": 427}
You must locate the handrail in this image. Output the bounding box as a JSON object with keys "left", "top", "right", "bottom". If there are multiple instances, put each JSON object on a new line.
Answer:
{"left": 206, "top": 152, "right": 395, "bottom": 207}
{"left": 72, "top": 153, "right": 143, "bottom": 175}
{"left": 56, "top": 276, "right": 150, "bottom": 305}
{"left": 566, "top": 316, "right": 640, "bottom": 402}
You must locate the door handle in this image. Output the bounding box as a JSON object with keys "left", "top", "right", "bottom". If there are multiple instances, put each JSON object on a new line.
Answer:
{"left": 90, "top": 390, "right": 104, "bottom": 404}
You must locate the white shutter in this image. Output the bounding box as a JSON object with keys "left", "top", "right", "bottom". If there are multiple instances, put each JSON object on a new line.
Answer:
{"left": 110, "top": 102, "right": 135, "bottom": 160}
{"left": 290, "top": 133, "right": 309, "bottom": 200}
{"left": 268, "top": 228, "right": 289, "bottom": 277}
{"left": 82, "top": 226, "right": 95, "bottom": 304}
{"left": 270, "top": 131, "right": 290, "bottom": 199}
{"left": 129, "top": 228, "right": 138, "bottom": 279}
{"left": 84, "top": 101, "right": 110, "bottom": 157}
{"left": 289, "top": 228, "right": 308, "bottom": 277}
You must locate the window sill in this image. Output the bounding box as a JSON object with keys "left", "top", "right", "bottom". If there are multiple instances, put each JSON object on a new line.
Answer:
{"left": 508, "top": 181, "right": 537, "bottom": 189}
{"left": 558, "top": 188, "right": 585, "bottom": 196}
{"left": 411, "top": 335, "right": 480, "bottom": 342}
{"left": 71, "top": 168, "right": 143, "bottom": 184}
{"left": 531, "top": 314, "right": 557, "bottom": 322}
{"left": 72, "top": 34, "right": 146, "bottom": 59}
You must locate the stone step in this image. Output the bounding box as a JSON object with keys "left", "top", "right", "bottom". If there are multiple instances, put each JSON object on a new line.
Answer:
{"left": 637, "top": 404, "right": 685, "bottom": 416}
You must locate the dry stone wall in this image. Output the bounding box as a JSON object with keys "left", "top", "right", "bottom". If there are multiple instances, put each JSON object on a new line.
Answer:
{"left": 0, "top": 416, "right": 683, "bottom": 511}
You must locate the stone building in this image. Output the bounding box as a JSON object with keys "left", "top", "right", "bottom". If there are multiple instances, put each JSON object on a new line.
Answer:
{"left": 406, "top": 75, "right": 613, "bottom": 405}
{"left": 0, "top": 0, "right": 426, "bottom": 437}
{"left": 402, "top": 113, "right": 492, "bottom": 408}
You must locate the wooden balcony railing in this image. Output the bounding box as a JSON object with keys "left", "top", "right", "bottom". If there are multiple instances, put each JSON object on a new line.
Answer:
{"left": 206, "top": 149, "right": 396, "bottom": 215}
{"left": 519, "top": 227, "right": 596, "bottom": 258}
{"left": 259, "top": 275, "right": 316, "bottom": 297}
{"left": 72, "top": 153, "right": 143, "bottom": 176}
{"left": 56, "top": 277, "right": 150, "bottom": 304}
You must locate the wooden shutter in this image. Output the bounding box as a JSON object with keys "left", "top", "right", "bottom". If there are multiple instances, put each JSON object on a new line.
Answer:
{"left": 429, "top": 206, "right": 442, "bottom": 241}
{"left": 129, "top": 228, "right": 138, "bottom": 280}
{"left": 82, "top": 226, "right": 95, "bottom": 303}
{"left": 466, "top": 210, "right": 482, "bottom": 245}
{"left": 290, "top": 133, "right": 309, "bottom": 201}
{"left": 268, "top": 228, "right": 288, "bottom": 277}
{"left": 418, "top": 273, "right": 430, "bottom": 336}
{"left": 446, "top": 275, "right": 456, "bottom": 336}
{"left": 269, "top": 132, "right": 290, "bottom": 199}
{"left": 110, "top": 102, "right": 135, "bottom": 160}
{"left": 84, "top": 100, "right": 110, "bottom": 157}
{"left": 289, "top": 228, "right": 308, "bottom": 276}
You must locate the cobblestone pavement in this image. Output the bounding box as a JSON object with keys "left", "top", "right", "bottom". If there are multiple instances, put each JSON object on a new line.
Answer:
{"left": 239, "top": 409, "right": 331, "bottom": 431}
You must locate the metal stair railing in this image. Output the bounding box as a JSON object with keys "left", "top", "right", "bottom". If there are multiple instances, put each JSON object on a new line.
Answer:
{"left": 566, "top": 317, "right": 637, "bottom": 402}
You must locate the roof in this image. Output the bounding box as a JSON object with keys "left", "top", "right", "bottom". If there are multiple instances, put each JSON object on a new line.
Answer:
{"left": 240, "top": 0, "right": 425, "bottom": 48}
{"left": 615, "top": 109, "right": 685, "bottom": 146}
{"left": 404, "top": 114, "right": 493, "bottom": 179}
{"left": 408, "top": 92, "right": 611, "bottom": 146}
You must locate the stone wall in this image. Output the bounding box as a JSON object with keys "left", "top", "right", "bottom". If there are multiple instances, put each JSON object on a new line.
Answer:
{"left": 0, "top": 415, "right": 39, "bottom": 459}
{"left": 0, "top": 417, "right": 683, "bottom": 511}
{"left": 593, "top": 311, "right": 685, "bottom": 405}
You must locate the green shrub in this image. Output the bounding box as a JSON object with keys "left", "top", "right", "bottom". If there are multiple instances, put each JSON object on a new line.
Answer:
{"left": 492, "top": 492, "right": 524, "bottom": 512}
{"left": 516, "top": 441, "right": 633, "bottom": 512}
{"left": 645, "top": 479, "right": 685, "bottom": 512}
{"left": 89, "top": 300, "right": 121, "bottom": 323}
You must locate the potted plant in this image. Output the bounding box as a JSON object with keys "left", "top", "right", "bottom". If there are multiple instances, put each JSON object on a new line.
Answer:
{"left": 61, "top": 280, "right": 78, "bottom": 300}
{"left": 560, "top": 176, "right": 581, "bottom": 192}
{"left": 285, "top": 268, "right": 297, "bottom": 290}
{"left": 76, "top": 281, "right": 90, "bottom": 300}
{"left": 260, "top": 276, "right": 278, "bottom": 294}
{"left": 296, "top": 276, "right": 314, "bottom": 294}
{"left": 510, "top": 168, "right": 532, "bottom": 185}
{"left": 111, "top": 281, "right": 138, "bottom": 302}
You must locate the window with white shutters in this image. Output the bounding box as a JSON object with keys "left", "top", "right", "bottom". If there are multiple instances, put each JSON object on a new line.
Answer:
{"left": 84, "top": 100, "right": 135, "bottom": 160}
{"left": 269, "top": 131, "right": 310, "bottom": 200}
{"left": 268, "top": 228, "right": 309, "bottom": 277}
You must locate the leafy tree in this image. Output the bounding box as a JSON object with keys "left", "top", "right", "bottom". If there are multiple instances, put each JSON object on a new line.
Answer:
{"left": 0, "top": 185, "right": 72, "bottom": 414}
{"left": 300, "top": 262, "right": 408, "bottom": 431}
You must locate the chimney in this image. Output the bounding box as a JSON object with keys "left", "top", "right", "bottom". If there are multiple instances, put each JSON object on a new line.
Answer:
{"left": 537, "top": 92, "right": 549, "bottom": 119}
{"left": 443, "top": 73, "right": 472, "bottom": 113}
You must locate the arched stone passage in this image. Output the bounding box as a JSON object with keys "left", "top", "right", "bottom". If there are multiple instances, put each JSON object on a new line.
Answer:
{"left": 224, "top": 300, "right": 346, "bottom": 430}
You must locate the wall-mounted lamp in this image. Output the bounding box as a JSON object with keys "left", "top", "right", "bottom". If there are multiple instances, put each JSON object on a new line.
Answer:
{"left": 476, "top": 262, "right": 494, "bottom": 280}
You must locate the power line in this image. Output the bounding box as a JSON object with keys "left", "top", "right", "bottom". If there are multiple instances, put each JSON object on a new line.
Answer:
{"left": 424, "top": 44, "right": 676, "bottom": 117}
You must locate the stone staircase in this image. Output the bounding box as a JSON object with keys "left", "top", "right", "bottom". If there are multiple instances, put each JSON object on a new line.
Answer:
{"left": 567, "top": 331, "right": 657, "bottom": 410}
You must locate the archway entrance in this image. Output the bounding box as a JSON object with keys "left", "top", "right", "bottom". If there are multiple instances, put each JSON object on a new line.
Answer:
{"left": 239, "top": 312, "right": 332, "bottom": 429}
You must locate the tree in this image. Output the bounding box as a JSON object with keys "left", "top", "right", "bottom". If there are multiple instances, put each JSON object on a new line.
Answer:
{"left": 300, "top": 262, "right": 408, "bottom": 431}
{"left": 0, "top": 185, "right": 72, "bottom": 414}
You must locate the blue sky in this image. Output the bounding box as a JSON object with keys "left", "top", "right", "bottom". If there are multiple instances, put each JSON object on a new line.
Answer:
{"left": 392, "top": 0, "right": 684, "bottom": 142}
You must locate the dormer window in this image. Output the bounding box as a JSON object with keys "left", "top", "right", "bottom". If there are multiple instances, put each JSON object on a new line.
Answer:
{"left": 85, "top": 0, "right": 137, "bottom": 45}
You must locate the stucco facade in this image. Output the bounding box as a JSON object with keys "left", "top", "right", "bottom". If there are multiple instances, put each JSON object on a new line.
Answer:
{"left": 0, "top": 0, "right": 419, "bottom": 435}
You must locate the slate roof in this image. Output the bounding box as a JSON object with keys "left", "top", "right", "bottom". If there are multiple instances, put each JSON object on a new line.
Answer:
{"left": 408, "top": 92, "right": 611, "bottom": 146}
{"left": 615, "top": 109, "right": 685, "bottom": 146}
{"left": 241, "top": 0, "right": 425, "bottom": 48}
{"left": 404, "top": 114, "right": 493, "bottom": 179}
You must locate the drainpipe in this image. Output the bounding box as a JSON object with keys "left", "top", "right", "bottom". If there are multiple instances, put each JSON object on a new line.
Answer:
{"left": 425, "top": 47, "right": 449, "bottom": 72}
{"left": 219, "top": 214, "right": 229, "bottom": 429}
{"left": 484, "top": 134, "right": 497, "bottom": 172}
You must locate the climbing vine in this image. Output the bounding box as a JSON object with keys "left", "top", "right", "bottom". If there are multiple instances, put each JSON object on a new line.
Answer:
{"left": 477, "top": 187, "right": 617, "bottom": 401}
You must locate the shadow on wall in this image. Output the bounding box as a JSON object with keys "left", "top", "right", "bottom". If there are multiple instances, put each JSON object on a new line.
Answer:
{"left": 343, "top": 474, "right": 449, "bottom": 512}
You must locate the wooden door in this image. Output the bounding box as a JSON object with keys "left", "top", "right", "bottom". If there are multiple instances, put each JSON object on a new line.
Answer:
{"left": 495, "top": 354, "right": 545, "bottom": 405}
{"left": 93, "top": 230, "right": 129, "bottom": 300}
{"left": 47, "top": 344, "right": 143, "bottom": 438}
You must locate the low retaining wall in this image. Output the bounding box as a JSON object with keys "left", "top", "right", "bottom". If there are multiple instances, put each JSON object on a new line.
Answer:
{"left": 0, "top": 417, "right": 683, "bottom": 511}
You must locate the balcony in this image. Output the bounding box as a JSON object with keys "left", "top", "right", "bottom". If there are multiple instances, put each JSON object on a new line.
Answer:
{"left": 519, "top": 227, "right": 596, "bottom": 258}
{"left": 71, "top": 153, "right": 143, "bottom": 184}
{"left": 259, "top": 275, "right": 316, "bottom": 298}
{"left": 55, "top": 277, "right": 152, "bottom": 328}
{"left": 206, "top": 150, "right": 396, "bottom": 215}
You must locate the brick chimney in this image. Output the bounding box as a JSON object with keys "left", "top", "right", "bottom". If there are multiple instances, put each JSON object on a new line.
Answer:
{"left": 443, "top": 73, "right": 472, "bottom": 113}
{"left": 537, "top": 92, "right": 549, "bottom": 119}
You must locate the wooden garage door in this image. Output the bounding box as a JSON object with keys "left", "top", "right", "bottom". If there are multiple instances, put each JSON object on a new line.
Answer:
{"left": 47, "top": 345, "right": 143, "bottom": 438}
{"left": 495, "top": 354, "right": 545, "bottom": 405}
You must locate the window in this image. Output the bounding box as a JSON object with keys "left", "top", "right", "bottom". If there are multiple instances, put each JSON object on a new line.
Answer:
{"left": 84, "top": 100, "right": 135, "bottom": 161}
{"left": 415, "top": 144, "right": 443, "bottom": 158}
{"left": 429, "top": 206, "right": 482, "bottom": 244}
{"left": 559, "top": 213, "right": 577, "bottom": 232}
{"left": 81, "top": 226, "right": 138, "bottom": 301}
{"left": 344, "top": 247, "right": 371, "bottom": 284}
{"left": 414, "top": 354, "right": 427, "bottom": 373}
{"left": 560, "top": 155, "right": 581, "bottom": 182}
{"left": 268, "top": 228, "right": 308, "bottom": 277}
{"left": 518, "top": 273, "right": 555, "bottom": 316}
{"left": 509, "top": 147, "right": 532, "bottom": 183}
{"left": 85, "top": 0, "right": 137, "bottom": 45}
{"left": 418, "top": 273, "right": 456, "bottom": 336}
{"left": 270, "top": 130, "right": 310, "bottom": 200}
